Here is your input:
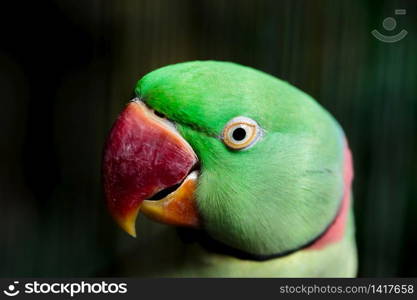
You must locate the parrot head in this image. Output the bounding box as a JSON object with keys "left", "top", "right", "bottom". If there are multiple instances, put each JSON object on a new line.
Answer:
{"left": 102, "top": 61, "right": 350, "bottom": 258}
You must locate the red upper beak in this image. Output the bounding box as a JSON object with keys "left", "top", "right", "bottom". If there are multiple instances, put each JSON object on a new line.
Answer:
{"left": 102, "top": 99, "right": 199, "bottom": 237}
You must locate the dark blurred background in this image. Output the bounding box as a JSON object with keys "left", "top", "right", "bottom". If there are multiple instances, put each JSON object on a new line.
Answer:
{"left": 0, "top": 0, "right": 416, "bottom": 277}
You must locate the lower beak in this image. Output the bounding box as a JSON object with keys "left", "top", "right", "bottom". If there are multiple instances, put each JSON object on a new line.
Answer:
{"left": 102, "top": 99, "right": 200, "bottom": 237}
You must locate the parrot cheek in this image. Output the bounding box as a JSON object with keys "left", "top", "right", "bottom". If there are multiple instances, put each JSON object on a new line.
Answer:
{"left": 102, "top": 100, "right": 199, "bottom": 237}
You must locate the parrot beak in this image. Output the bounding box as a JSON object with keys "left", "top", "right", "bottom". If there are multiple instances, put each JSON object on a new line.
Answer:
{"left": 102, "top": 99, "right": 200, "bottom": 237}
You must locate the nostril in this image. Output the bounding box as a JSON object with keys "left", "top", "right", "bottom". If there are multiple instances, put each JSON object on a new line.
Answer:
{"left": 154, "top": 110, "right": 166, "bottom": 119}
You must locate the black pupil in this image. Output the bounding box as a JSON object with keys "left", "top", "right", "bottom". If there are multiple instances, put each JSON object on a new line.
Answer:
{"left": 232, "top": 127, "right": 247, "bottom": 141}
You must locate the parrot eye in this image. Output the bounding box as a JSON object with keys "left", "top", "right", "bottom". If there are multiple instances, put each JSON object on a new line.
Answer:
{"left": 222, "top": 116, "right": 262, "bottom": 150}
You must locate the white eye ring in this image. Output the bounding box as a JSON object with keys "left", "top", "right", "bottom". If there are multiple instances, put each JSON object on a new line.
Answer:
{"left": 222, "top": 116, "right": 262, "bottom": 150}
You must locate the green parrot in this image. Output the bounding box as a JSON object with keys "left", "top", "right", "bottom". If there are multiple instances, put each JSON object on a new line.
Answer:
{"left": 102, "top": 61, "right": 357, "bottom": 277}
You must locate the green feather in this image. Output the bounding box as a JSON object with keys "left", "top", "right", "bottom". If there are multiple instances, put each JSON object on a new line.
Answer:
{"left": 136, "top": 61, "right": 347, "bottom": 256}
